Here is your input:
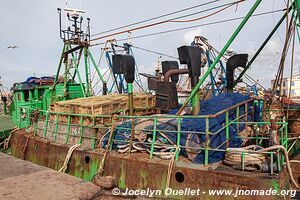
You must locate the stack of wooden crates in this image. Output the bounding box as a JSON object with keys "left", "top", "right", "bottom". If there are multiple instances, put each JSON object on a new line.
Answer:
{"left": 50, "top": 93, "right": 156, "bottom": 125}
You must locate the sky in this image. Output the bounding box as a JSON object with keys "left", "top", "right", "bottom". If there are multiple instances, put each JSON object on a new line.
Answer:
{"left": 0, "top": 0, "right": 299, "bottom": 92}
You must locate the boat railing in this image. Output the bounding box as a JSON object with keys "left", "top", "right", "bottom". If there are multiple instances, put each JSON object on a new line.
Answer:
{"left": 17, "top": 98, "right": 288, "bottom": 173}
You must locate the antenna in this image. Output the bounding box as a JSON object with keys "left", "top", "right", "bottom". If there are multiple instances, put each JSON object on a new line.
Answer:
{"left": 57, "top": 7, "right": 90, "bottom": 45}
{"left": 64, "top": 8, "right": 85, "bottom": 17}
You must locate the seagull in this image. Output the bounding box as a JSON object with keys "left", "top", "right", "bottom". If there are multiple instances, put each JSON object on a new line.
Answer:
{"left": 7, "top": 45, "right": 19, "bottom": 49}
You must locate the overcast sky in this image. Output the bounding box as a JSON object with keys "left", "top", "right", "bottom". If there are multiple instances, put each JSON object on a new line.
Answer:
{"left": 1, "top": 0, "right": 299, "bottom": 91}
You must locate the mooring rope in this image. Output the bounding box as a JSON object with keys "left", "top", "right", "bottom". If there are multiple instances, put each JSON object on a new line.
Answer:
{"left": 165, "top": 146, "right": 179, "bottom": 190}
{"left": 224, "top": 145, "right": 298, "bottom": 188}
{"left": 224, "top": 145, "right": 266, "bottom": 171}
{"left": 21, "top": 136, "right": 30, "bottom": 160}
{"left": 59, "top": 143, "right": 81, "bottom": 173}
{"left": 95, "top": 115, "right": 118, "bottom": 177}
{"left": 0, "top": 128, "right": 19, "bottom": 150}
{"left": 287, "top": 136, "right": 300, "bottom": 153}
{"left": 290, "top": 160, "right": 300, "bottom": 163}
{"left": 260, "top": 145, "right": 298, "bottom": 188}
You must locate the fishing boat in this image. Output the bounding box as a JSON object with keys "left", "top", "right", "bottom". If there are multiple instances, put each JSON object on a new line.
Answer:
{"left": 1, "top": 1, "right": 300, "bottom": 199}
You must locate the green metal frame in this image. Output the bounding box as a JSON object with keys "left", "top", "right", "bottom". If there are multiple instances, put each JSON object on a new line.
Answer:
{"left": 176, "top": 0, "right": 263, "bottom": 115}
{"left": 53, "top": 41, "right": 108, "bottom": 99}
{"left": 234, "top": 6, "right": 293, "bottom": 86}
{"left": 20, "top": 97, "right": 288, "bottom": 174}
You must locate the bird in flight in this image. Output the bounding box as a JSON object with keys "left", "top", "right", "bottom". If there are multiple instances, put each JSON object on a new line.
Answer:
{"left": 7, "top": 45, "right": 19, "bottom": 49}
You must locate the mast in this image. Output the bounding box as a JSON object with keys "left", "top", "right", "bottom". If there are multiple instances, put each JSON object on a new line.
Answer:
{"left": 54, "top": 7, "right": 107, "bottom": 100}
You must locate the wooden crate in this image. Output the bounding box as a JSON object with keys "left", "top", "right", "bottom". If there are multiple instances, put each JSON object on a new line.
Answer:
{"left": 95, "top": 116, "right": 112, "bottom": 124}
{"left": 112, "top": 101, "right": 122, "bottom": 112}
{"left": 93, "top": 102, "right": 113, "bottom": 115}
{"left": 147, "top": 95, "right": 156, "bottom": 107}
{"left": 78, "top": 105, "right": 92, "bottom": 115}
{"left": 50, "top": 93, "right": 157, "bottom": 126}
{"left": 70, "top": 104, "right": 80, "bottom": 114}
{"left": 136, "top": 97, "right": 148, "bottom": 108}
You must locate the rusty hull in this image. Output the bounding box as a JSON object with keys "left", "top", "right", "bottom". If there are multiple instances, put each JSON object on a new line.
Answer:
{"left": 11, "top": 129, "right": 291, "bottom": 200}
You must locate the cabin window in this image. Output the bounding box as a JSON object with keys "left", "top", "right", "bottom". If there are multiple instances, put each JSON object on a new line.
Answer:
{"left": 291, "top": 89, "right": 295, "bottom": 95}
{"left": 291, "top": 81, "right": 295, "bottom": 86}
{"left": 38, "top": 89, "right": 45, "bottom": 98}
{"left": 23, "top": 91, "right": 30, "bottom": 102}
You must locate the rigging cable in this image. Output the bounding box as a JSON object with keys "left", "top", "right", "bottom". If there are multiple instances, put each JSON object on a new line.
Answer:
{"left": 91, "top": 0, "right": 222, "bottom": 36}
{"left": 269, "top": 13, "right": 295, "bottom": 110}
{"left": 169, "top": 3, "right": 235, "bottom": 23}
{"left": 130, "top": 45, "right": 179, "bottom": 60}
{"left": 277, "top": 17, "right": 295, "bottom": 97}
{"left": 90, "top": 9, "right": 286, "bottom": 47}
{"left": 273, "top": 0, "right": 285, "bottom": 44}
{"left": 286, "top": 26, "right": 296, "bottom": 119}
{"left": 90, "top": 0, "right": 245, "bottom": 42}
{"left": 90, "top": 42, "right": 109, "bottom": 91}
{"left": 205, "top": 41, "right": 267, "bottom": 90}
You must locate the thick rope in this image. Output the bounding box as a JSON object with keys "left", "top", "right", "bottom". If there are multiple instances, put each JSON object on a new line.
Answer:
{"left": 21, "top": 136, "right": 30, "bottom": 160}
{"left": 225, "top": 145, "right": 298, "bottom": 188}
{"left": 111, "top": 115, "right": 180, "bottom": 159}
{"left": 59, "top": 144, "right": 81, "bottom": 173}
{"left": 0, "top": 128, "right": 19, "bottom": 150}
{"left": 165, "top": 147, "right": 179, "bottom": 190}
{"left": 290, "top": 160, "right": 300, "bottom": 163}
{"left": 224, "top": 145, "right": 266, "bottom": 171}
{"left": 288, "top": 136, "right": 300, "bottom": 153}
{"left": 258, "top": 145, "right": 298, "bottom": 188}
{"left": 96, "top": 115, "right": 118, "bottom": 177}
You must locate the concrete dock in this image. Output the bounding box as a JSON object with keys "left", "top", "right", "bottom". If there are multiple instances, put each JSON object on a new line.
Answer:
{"left": 0, "top": 153, "right": 102, "bottom": 200}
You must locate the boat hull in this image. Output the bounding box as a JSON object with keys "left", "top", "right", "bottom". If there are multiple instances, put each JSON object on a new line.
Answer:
{"left": 11, "top": 129, "right": 291, "bottom": 200}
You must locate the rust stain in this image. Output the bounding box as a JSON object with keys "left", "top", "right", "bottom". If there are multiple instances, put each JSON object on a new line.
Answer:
{"left": 11, "top": 129, "right": 290, "bottom": 200}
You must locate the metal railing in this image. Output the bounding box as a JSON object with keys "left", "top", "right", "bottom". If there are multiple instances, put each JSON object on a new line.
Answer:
{"left": 17, "top": 98, "right": 288, "bottom": 173}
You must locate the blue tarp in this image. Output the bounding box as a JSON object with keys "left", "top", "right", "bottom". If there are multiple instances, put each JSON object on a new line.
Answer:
{"left": 103, "top": 92, "right": 254, "bottom": 164}
{"left": 23, "top": 76, "right": 54, "bottom": 84}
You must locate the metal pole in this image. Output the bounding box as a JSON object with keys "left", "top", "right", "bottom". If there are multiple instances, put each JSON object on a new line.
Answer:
{"left": 234, "top": 7, "right": 291, "bottom": 86}
{"left": 119, "top": 82, "right": 123, "bottom": 94}
{"left": 295, "top": 0, "right": 300, "bottom": 22}
{"left": 225, "top": 111, "right": 229, "bottom": 148}
{"left": 191, "top": 76, "right": 200, "bottom": 115}
{"left": 87, "top": 48, "right": 106, "bottom": 85}
{"left": 175, "top": 117, "right": 181, "bottom": 161}
{"left": 106, "top": 52, "right": 120, "bottom": 93}
{"left": 103, "top": 82, "right": 107, "bottom": 95}
{"left": 63, "top": 45, "right": 69, "bottom": 99}
{"left": 204, "top": 117, "right": 209, "bottom": 165}
{"left": 150, "top": 117, "right": 157, "bottom": 159}
{"left": 292, "top": 0, "right": 300, "bottom": 43}
{"left": 3, "top": 101, "right": 7, "bottom": 114}
{"left": 72, "top": 48, "right": 83, "bottom": 81}
{"left": 128, "top": 83, "right": 134, "bottom": 153}
{"left": 70, "top": 48, "right": 86, "bottom": 98}
{"left": 128, "top": 83, "right": 133, "bottom": 116}
{"left": 84, "top": 47, "right": 90, "bottom": 96}
{"left": 55, "top": 43, "right": 66, "bottom": 83}
{"left": 176, "top": 0, "right": 263, "bottom": 115}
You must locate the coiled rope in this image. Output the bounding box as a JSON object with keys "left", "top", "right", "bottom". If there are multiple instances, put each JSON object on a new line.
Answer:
{"left": 224, "top": 145, "right": 298, "bottom": 188}
{"left": 224, "top": 145, "right": 266, "bottom": 171}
